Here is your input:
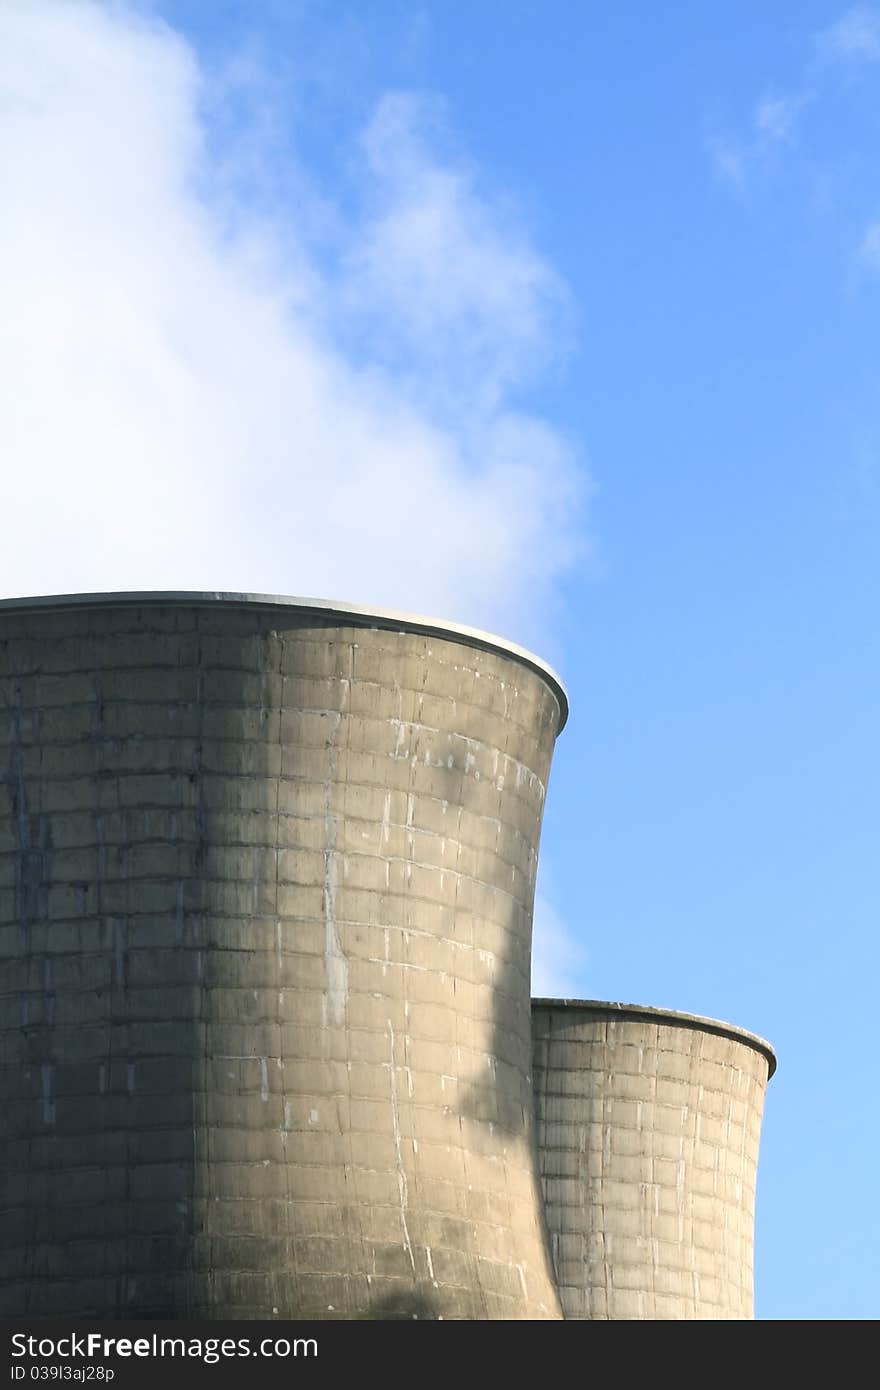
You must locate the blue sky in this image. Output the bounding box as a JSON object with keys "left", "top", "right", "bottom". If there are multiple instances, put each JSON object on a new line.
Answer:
{"left": 3, "top": 1, "right": 879, "bottom": 1319}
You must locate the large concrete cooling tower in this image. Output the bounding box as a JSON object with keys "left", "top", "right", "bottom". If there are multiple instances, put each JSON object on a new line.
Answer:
{"left": 531, "top": 1000, "right": 775, "bottom": 1320}
{"left": 1, "top": 592, "right": 567, "bottom": 1320}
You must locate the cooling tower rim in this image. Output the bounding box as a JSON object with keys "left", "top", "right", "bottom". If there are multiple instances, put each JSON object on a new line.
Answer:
{"left": 531, "top": 997, "right": 776, "bottom": 1077}
{"left": 0, "top": 589, "right": 569, "bottom": 732}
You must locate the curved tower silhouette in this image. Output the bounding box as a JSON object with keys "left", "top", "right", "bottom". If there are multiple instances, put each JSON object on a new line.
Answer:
{"left": 531, "top": 1000, "right": 775, "bottom": 1319}
{"left": 1, "top": 592, "right": 566, "bottom": 1320}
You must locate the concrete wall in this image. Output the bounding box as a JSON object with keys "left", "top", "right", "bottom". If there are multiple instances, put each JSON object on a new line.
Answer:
{"left": 0, "top": 594, "right": 566, "bottom": 1320}
{"left": 531, "top": 1001, "right": 774, "bottom": 1320}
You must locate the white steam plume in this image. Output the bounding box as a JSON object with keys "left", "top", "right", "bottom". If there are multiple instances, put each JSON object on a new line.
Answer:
{"left": 0, "top": 0, "right": 584, "bottom": 647}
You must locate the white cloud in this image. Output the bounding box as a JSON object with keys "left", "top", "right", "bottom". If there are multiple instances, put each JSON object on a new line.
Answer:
{"left": 530, "top": 895, "right": 588, "bottom": 999}
{"left": 754, "top": 94, "right": 805, "bottom": 145}
{"left": 710, "top": 93, "right": 808, "bottom": 189}
{"left": 707, "top": 136, "right": 750, "bottom": 191}
{"left": 340, "top": 93, "right": 569, "bottom": 413}
{"left": 0, "top": 0, "right": 584, "bottom": 648}
{"left": 857, "top": 220, "right": 880, "bottom": 268}
{"left": 819, "top": 5, "right": 880, "bottom": 61}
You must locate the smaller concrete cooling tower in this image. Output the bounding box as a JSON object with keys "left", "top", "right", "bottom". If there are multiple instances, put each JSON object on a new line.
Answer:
{"left": 531, "top": 1000, "right": 775, "bottom": 1320}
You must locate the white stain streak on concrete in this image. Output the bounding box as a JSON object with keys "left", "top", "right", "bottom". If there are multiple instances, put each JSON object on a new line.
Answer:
{"left": 387, "top": 1020, "right": 416, "bottom": 1272}
{"left": 276, "top": 919, "right": 284, "bottom": 1010}
{"left": 260, "top": 1057, "right": 269, "bottom": 1102}
{"left": 323, "top": 711, "right": 348, "bottom": 1025}
{"left": 175, "top": 880, "right": 184, "bottom": 943}
{"left": 42, "top": 958, "right": 55, "bottom": 1027}
{"left": 40, "top": 1063, "right": 55, "bottom": 1125}
{"left": 114, "top": 919, "right": 126, "bottom": 988}
{"left": 676, "top": 1142, "right": 687, "bottom": 1241}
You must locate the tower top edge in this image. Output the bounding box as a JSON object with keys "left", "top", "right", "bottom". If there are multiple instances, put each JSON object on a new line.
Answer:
{"left": 531, "top": 998, "right": 777, "bottom": 1077}
{"left": 0, "top": 590, "right": 568, "bottom": 733}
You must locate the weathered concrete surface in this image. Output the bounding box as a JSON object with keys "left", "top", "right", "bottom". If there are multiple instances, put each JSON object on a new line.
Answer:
{"left": 0, "top": 594, "right": 566, "bottom": 1320}
{"left": 532, "top": 1001, "right": 775, "bottom": 1320}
